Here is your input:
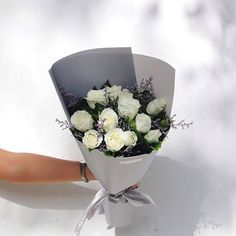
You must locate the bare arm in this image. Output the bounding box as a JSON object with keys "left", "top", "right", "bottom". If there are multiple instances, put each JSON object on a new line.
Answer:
{"left": 0, "top": 149, "right": 95, "bottom": 183}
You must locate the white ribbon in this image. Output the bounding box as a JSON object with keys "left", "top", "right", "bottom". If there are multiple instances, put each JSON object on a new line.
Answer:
{"left": 74, "top": 187, "right": 156, "bottom": 235}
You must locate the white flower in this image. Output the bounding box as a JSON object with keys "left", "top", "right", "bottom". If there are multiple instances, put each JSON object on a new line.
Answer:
{"left": 86, "top": 89, "right": 107, "bottom": 109}
{"left": 118, "top": 96, "right": 141, "bottom": 119}
{"left": 82, "top": 130, "right": 102, "bottom": 149}
{"left": 118, "top": 89, "right": 133, "bottom": 99}
{"left": 106, "top": 85, "right": 122, "bottom": 100}
{"left": 146, "top": 98, "right": 166, "bottom": 115}
{"left": 99, "top": 108, "right": 118, "bottom": 132}
{"left": 135, "top": 113, "right": 151, "bottom": 133}
{"left": 71, "top": 110, "right": 93, "bottom": 132}
{"left": 123, "top": 131, "right": 138, "bottom": 146}
{"left": 104, "top": 128, "right": 125, "bottom": 152}
{"left": 144, "top": 129, "right": 162, "bottom": 144}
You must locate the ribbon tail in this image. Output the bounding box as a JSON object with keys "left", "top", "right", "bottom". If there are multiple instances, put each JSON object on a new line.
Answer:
{"left": 98, "top": 204, "right": 105, "bottom": 215}
{"left": 123, "top": 190, "right": 157, "bottom": 207}
{"left": 74, "top": 187, "right": 156, "bottom": 235}
{"left": 74, "top": 188, "right": 109, "bottom": 236}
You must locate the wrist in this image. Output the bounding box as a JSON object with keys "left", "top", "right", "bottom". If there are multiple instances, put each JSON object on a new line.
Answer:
{"left": 79, "top": 162, "right": 89, "bottom": 182}
{"left": 79, "top": 162, "right": 96, "bottom": 182}
{"left": 86, "top": 167, "right": 96, "bottom": 181}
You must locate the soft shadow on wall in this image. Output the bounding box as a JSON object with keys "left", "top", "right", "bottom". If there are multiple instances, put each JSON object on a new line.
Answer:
{"left": 0, "top": 155, "right": 206, "bottom": 236}
{"left": 0, "top": 182, "right": 97, "bottom": 210}
{"left": 0, "top": 155, "right": 235, "bottom": 235}
{"left": 115, "top": 156, "right": 207, "bottom": 236}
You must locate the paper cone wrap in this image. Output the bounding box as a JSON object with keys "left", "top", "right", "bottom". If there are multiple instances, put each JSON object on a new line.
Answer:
{"left": 49, "top": 48, "right": 174, "bottom": 119}
{"left": 103, "top": 197, "right": 136, "bottom": 227}
{"left": 49, "top": 47, "right": 175, "bottom": 229}
{"left": 78, "top": 141, "right": 156, "bottom": 194}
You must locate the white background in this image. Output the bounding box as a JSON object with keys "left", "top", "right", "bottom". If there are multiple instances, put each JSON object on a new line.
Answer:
{"left": 0, "top": 0, "right": 236, "bottom": 235}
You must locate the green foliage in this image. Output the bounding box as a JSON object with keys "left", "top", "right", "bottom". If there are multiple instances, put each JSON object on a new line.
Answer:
{"left": 107, "top": 97, "right": 119, "bottom": 113}
{"left": 152, "top": 141, "right": 162, "bottom": 151}
{"left": 93, "top": 103, "right": 105, "bottom": 119}
{"left": 126, "top": 117, "right": 136, "bottom": 130}
{"left": 160, "top": 118, "right": 170, "bottom": 128}
{"left": 68, "top": 78, "right": 172, "bottom": 158}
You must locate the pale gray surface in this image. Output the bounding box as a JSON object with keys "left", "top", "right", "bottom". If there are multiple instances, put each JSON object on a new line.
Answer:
{"left": 0, "top": 0, "right": 236, "bottom": 236}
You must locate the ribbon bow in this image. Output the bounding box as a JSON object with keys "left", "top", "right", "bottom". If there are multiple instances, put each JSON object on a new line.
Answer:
{"left": 74, "top": 186, "right": 156, "bottom": 235}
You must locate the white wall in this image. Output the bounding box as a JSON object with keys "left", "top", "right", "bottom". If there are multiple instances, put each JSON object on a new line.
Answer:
{"left": 0, "top": 0, "right": 235, "bottom": 235}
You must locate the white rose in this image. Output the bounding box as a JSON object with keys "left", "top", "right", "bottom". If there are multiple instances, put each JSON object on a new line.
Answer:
{"left": 135, "top": 113, "right": 151, "bottom": 133}
{"left": 144, "top": 129, "right": 162, "bottom": 144}
{"left": 146, "top": 98, "right": 166, "bottom": 115}
{"left": 118, "top": 96, "right": 141, "bottom": 119}
{"left": 106, "top": 85, "right": 122, "bottom": 100}
{"left": 99, "top": 108, "right": 118, "bottom": 132}
{"left": 71, "top": 110, "right": 93, "bottom": 132}
{"left": 86, "top": 89, "right": 107, "bottom": 109}
{"left": 82, "top": 130, "right": 102, "bottom": 149}
{"left": 118, "top": 89, "right": 133, "bottom": 99}
{"left": 104, "top": 128, "right": 125, "bottom": 152}
{"left": 123, "top": 131, "right": 138, "bottom": 146}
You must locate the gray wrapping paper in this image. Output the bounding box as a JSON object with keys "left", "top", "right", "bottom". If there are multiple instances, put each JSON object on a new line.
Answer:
{"left": 50, "top": 47, "right": 137, "bottom": 119}
{"left": 49, "top": 48, "right": 175, "bottom": 230}
{"left": 49, "top": 47, "right": 175, "bottom": 194}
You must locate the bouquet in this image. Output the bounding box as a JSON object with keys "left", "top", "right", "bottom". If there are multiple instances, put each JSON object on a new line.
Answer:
{"left": 49, "top": 48, "right": 176, "bottom": 235}
{"left": 69, "top": 78, "right": 171, "bottom": 158}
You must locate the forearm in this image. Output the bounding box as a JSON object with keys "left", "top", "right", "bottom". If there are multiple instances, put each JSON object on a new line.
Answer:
{"left": 0, "top": 149, "right": 95, "bottom": 183}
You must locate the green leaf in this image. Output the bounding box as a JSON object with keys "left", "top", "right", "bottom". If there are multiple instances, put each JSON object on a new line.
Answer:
{"left": 93, "top": 103, "right": 106, "bottom": 119}
{"left": 126, "top": 117, "right": 136, "bottom": 130}
{"left": 152, "top": 141, "right": 162, "bottom": 151}
{"left": 104, "top": 150, "right": 115, "bottom": 157}
{"left": 160, "top": 118, "right": 171, "bottom": 128}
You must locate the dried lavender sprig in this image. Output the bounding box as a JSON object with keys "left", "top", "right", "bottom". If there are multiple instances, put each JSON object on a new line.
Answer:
{"left": 57, "top": 83, "right": 79, "bottom": 107}
{"left": 125, "top": 77, "right": 155, "bottom": 95}
{"left": 95, "top": 119, "right": 106, "bottom": 137}
{"left": 98, "top": 141, "right": 107, "bottom": 152}
{"left": 125, "top": 82, "right": 137, "bottom": 93}
{"left": 171, "top": 120, "right": 193, "bottom": 130}
{"left": 151, "top": 119, "right": 163, "bottom": 130}
{"left": 118, "top": 116, "right": 131, "bottom": 131}
{"left": 139, "top": 76, "right": 154, "bottom": 95}
{"left": 170, "top": 114, "right": 193, "bottom": 130}
{"left": 55, "top": 118, "right": 70, "bottom": 130}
